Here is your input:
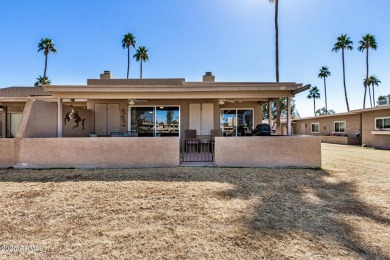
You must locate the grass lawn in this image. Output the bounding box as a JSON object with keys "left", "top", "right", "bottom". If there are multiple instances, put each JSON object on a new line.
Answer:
{"left": 0, "top": 144, "right": 389, "bottom": 259}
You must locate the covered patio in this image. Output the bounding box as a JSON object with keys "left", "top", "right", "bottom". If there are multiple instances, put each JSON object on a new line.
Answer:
{"left": 0, "top": 72, "right": 320, "bottom": 168}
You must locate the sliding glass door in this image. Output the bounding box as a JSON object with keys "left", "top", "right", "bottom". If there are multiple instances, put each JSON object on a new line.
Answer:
{"left": 129, "top": 106, "right": 180, "bottom": 137}
{"left": 220, "top": 109, "right": 253, "bottom": 137}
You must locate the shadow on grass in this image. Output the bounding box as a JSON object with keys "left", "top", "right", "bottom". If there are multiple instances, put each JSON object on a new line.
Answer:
{"left": 0, "top": 167, "right": 388, "bottom": 258}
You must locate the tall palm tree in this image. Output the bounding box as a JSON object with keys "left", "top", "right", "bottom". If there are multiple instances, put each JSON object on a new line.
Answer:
{"left": 269, "top": 0, "right": 279, "bottom": 82}
{"left": 332, "top": 34, "right": 353, "bottom": 112}
{"left": 367, "top": 75, "right": 381, "bottom": 106}
{"left": 357, "top": 34, "right": 377, "bottom": 109}
{"left": 133, "top": 46, "right": 149, "bottom": 79}
{"left": 37, "top": 38, "right": 57, "bottom": 79}
{"left": 269, "top": 0, "right": 281, "bottom": 132}
{"left": 307, "top": 86, "right": 321, "bottom": 116}
{"left": 122, "top": 33, "right": 136, "bottom": 79}
{"left": 34, "top": 76, "right": 51, "bottom": 87}
{"left": 318, "top": 66, "right": 331, "bottom": 111}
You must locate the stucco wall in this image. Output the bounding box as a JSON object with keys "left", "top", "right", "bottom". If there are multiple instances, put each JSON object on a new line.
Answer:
{"left": 214, "top": 136, "right": 321, "bottom": 168}
{"left": 0, "top": 139, "right": 15, "bottom": 168}
{"left": 293, "top": 114, "right": 361, "bottom": 137}
{"left": 14, "top": 137, "right": 180, "bottom": 168}
{"left": 361, "top": 109, "right": 390, "bottom": 148}
{"left": 17, "top": 99, "right": 57, "bottom": 138}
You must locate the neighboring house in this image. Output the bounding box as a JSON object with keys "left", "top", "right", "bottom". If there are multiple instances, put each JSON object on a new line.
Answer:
{"left": 0, "top": 72, "right": 321, "bottom": 168}
{"left": 293, "top": 106, "right": 390, "bottom": 149}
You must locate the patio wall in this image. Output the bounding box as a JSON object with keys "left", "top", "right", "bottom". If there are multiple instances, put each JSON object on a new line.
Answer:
{"left": 14, "top": 137, "right": 180, "bottom": 168}
{"left": 321, "top": 136, "right": 361, "bottom": 145}
{"left": 0, "top": 139, "right": 15, "bottom": 168}
{"left": 214, "top": 136, "right": 321, "bottom": 168}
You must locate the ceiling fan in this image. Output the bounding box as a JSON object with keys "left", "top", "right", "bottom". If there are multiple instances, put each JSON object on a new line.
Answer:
{"left": 128, "top": 99, "right": 148, "bottom": 105}
{"left": 217, "top": 99, "right": 235, "bottom": 105}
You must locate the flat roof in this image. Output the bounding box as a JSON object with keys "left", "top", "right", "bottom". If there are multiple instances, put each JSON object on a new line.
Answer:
{"left": 293, "top": 105, "right": 390, "bottom": 121}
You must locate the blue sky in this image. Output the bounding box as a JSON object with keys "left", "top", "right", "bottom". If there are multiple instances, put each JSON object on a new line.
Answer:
{"left": 0, "top": 0, "right": 389, "bottom": 117}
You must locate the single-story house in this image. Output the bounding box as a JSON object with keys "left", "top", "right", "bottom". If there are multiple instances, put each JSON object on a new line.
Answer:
{"left": 292, "top": 105, "right": 390, "bottom": 149}
{"left": 0, "top": 71, "right": 321, "bottom": 168}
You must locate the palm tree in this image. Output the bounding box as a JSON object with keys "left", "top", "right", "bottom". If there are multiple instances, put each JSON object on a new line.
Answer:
{"left": 37, "top": 38, "right": 57, "bottom": 79}
{"left": 307, "top": 86, "right": 320, "bottom": 116}
{"left": 358, "top": 34, "right": 377, "bottom": 108}
{"left": 332, "top": 34, "right": 353, "bottom": 112}
{"left": 269, "top": 0, "right": 281, "bottom": 132}
{"left": 269, "top": 0, "right": 279, "bottom": 82}
{"left": 122, "top": 33, "right": 136, "bottom": 79}
{"left": 133, "top": 46, "right": 149, "bottom": 79}
{"left": 318, "top": 66, "right": 331, "bottom": 111}
{"left": 316, "top": 107, "right": 335, "bottom": 115}
{"left": 34, "top": 76, "right": 51, "bottom": 87}
{"left": 367, "top": 75, "right": 381, "bottom": 106}
{"left": 363, "top": 77, "right": 373, "bottom": 107}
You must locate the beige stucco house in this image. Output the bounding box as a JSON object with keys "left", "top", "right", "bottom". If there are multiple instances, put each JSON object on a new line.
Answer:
{"left": 0, "top": 71, "right": 321, "bottom": 168}
{"left": 293, "top": 106, "right": 390, "bottom": 149}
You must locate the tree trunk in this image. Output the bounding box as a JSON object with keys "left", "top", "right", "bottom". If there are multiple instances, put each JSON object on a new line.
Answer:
{"left": 363, "top": 84, "right": 367, "bottom": 109}
{"left": 372, "top": 84, "right": 375, "bottom": 107}
{"left": 342, "top": 49, "right": 350, "bottom": 111}
{"left": 324, "top": 78, "right": 327, "bottom": 111}
{"left": 140, "top": 60, "right": 143, "bottom": 79}
{"left": 314, "top": 98, "right": 316, "bottom": 116}
{"left": 274, "top": 0, "right": 281, "bottom": 133}
{"left": 275, "top": 0, "right": 279, "bottom": 83}
{"left": 43, "top": 54, "right": 48, "bottom": 79}
{"left": 127, "top": 48, "right": 130, "bottom": 79}
{"left": 364, "top": 48, "right": 369, "bottom": 109}
{"left": 368, "top": 85, "right": 372, "bottom": 107}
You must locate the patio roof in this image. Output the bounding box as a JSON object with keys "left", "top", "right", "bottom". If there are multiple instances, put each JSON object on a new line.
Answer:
{"left": 43, "top": 79, "right": 305, "bottom": 101}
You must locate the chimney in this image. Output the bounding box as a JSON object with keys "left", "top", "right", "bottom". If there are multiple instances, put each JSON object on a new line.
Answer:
{"left": 203, "top": 72, "right": 215, "bottom": 82}
{"left": 100, "top": 70, "right": 114, "bottom": 79}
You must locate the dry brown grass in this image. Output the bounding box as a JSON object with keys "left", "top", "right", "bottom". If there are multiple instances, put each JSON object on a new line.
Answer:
{"left": 0, "top": 143, "right": 389, "bottom": 259}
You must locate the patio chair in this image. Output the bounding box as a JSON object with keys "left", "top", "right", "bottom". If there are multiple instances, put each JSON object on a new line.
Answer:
{"left": 211, "top": 129, "right": 222, "bottom": 140}
{"left": 110, "top": 132, "right": 125, "bottom": 137}
{"left": 208, "top": 129, "right": 222, "bottom": 153}
{"left": 125, "top": 131, "right": 139, "bottom": 137}
{"left": 184, "top": 129, "right": 199, "bottom": 152}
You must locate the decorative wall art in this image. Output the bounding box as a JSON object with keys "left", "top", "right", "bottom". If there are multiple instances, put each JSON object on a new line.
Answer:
{"left": 121, "top": 108, "right": 127, "bottom": 127}
{"left": 64, "top": 106, "right": 87, "bottom": 130}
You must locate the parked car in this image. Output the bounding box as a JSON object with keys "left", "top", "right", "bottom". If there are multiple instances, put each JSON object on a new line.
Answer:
{"left": 253, "top": 124, "right": 272, "bottom": 136}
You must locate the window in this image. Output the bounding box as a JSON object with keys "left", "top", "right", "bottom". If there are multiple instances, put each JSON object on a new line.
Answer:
{"left": 129, "top": 106, "right": 180, "bottom": 137}
{"left": 6, "top": 113, "right": 23, "bottom": 138}
{"left": 220, "top": 109, "right": 254, "bottom": 137}
{"left": 334, "top": 121, "right": 346, "bottom": 133}
{"left": 375, "top": 117, "right": 390, "bottom": 130}
{"left": 311, "top": 123, "right": 319, "bottom": 133}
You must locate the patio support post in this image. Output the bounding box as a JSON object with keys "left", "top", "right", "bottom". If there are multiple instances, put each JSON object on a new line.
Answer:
{"left": 268, "top": 101, "right": 272, "bottom": 126}
{"left": 57, "top": 98, "right": 62, "bottom": 137}
{"left": 287, "top": 96, "right": 292, "bottom": 135}
{"left": 1, "top": 106, "right": 6, "bottom": 138}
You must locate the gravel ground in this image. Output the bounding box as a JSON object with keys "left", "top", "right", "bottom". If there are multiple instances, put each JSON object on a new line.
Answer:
{"left": 0, "top": 143, "right": 389, "bottom": 259}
